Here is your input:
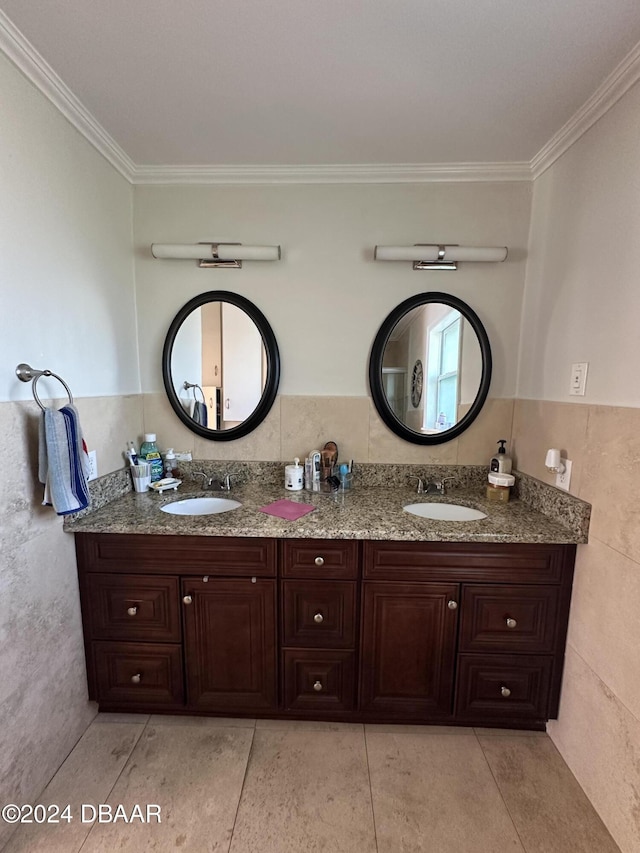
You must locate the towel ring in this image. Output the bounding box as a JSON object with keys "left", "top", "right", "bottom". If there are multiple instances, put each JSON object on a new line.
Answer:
{"left": 15, "top": 363, "right": 74, "bottom": 412}
{"left": 183, "top": 380, "right": 205, "bottom": 404}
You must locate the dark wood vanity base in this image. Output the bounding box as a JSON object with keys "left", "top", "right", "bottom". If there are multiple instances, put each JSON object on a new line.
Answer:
{"left": 76, "top": 534, "right": 576, "bottom": 730}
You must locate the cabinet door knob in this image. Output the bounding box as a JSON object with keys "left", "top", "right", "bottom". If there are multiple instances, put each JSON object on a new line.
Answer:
{"left": 313, "top": 680, "right": 323, "bottom": 692}
{"left": 500, "top": 686, "right": 511, "bottom": 698}
{"left": 131, "top": 673, "right": 142, "bottom": 684}
{"left": 183, "top": 595, "right": 193, "bottom": 605}
{"left": 313, "top": 612, "right": 324, "bottom": 624}
{"left": 506, "top": 617, "right": 517, "bottom": 628}
{"left": 314, "top": 556, "right": 325, "bottom": 566}
{"left": 127, "top": 606, "right": 138, "bottom": 617}
{"left": 447, "top": 600, "right": 458, "bottom": 610}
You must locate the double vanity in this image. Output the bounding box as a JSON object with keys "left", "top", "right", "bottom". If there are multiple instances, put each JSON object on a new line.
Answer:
{"left": 69, "top": 470, "right": 588, "bottom": 731}
{"left": 67, "top": 287, "right": 589, "bottom": 730}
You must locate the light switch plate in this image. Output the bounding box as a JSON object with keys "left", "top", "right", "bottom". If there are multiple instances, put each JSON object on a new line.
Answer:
{"left": 556, "top": 459, "right": 572, "bottom": 491}
{"left": 569, "top": 362, "right": 588, "bottom": 396}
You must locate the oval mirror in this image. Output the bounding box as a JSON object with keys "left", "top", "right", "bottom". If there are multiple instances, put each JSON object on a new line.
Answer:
{"left": 162, "top": 291, "right": 280, "bottom": 440}
{"left": 369, "top": 292, "right": 491, "bottom": 444}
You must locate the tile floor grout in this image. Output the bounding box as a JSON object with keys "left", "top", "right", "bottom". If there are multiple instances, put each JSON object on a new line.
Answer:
{"left": 362, "top": 727, "right": 380, "bottom": 853}
{"left": 226, "top": 725, "right": 256, "bottom": 853}
{"left": 77, "top": 715, "right": 150, "bottom": 853}
{"left": 475, "top": 731, "right": 530, "bottom": 853}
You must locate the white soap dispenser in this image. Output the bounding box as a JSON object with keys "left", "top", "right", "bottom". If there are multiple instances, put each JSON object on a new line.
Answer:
{"left": 490, "top": 440, "right": 513, "bottom": 475}
{"left": 285, "top": 457, "right": 304, "bottom": 491}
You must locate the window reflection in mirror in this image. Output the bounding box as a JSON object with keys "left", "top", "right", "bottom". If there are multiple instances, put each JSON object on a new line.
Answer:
{"left": 369, "top": 292, "right": 491, "bottom": 445}
{"left": 381, "top": 304, "right": 482, "bottom": 434}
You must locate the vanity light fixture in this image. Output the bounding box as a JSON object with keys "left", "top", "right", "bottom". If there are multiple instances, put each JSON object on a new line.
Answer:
{"left": 374, "top": 244, "right": 508, "bottom": 270}
{"left": 545, "top": 448, "right": 566, "bottom": 474}
{"left": 151, "top": 242, "right": 281, "bottom": 269}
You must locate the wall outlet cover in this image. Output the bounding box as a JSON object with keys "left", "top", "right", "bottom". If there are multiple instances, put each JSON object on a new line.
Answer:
{"left": 556, "top": 458, "right": 572, "bottom": 491}
{"left": 569, "top": 362, "right": 588, "bottom": 396}
{"left": 87, "top": 450, "right": 98, "bottom": 481}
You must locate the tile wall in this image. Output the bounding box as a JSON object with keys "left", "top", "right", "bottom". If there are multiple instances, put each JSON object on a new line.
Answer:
{"left": 143, "top": 393, "right": 515, "bottom": 467}
{"left": 511, "top": 399, "right": 640, "bottom": 852}
{"left": 0, "top": 395, "right": 143, "bottom": 850}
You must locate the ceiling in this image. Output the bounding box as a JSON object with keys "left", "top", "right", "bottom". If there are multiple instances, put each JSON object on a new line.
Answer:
{"left": 2, "top": 0, "right": 640, "bottom": 174}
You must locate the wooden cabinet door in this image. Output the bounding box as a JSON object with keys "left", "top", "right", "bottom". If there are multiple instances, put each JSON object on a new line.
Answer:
{"left": 182, "top": 577, "right": 276, "bottom": 712}
{"left": 359, "top": 582, "right": 459, "bottom": 719}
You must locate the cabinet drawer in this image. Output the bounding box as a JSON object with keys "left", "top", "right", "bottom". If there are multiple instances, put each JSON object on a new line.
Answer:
{"left": 455, "top": 654, "right": 553, "bottom": 721}
{"left": 459, "top": 585, "right": 559, "bottom": 653}
{"left": 93, "top": 642, "right": 184, "bottom": 707}
{"left": 282, "top": 580, "right": 356, "bottom": 648}
{"left": 282, "top": 650, "right": 355, "bottom": 713}
{"left": 86, "top": 574, "right": 181, "bottom": 642}
{"left": 363, "top": 541, "right": 568, "bottom": 584}
{"left": 282, "top": 540, "right": 359, "bottom": 579}
{"left": 77, "top": 534, "right": 276, "bottom": 576}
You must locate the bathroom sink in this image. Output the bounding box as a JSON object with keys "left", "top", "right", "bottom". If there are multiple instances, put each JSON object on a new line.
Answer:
{"left": 161, "top": 497, "right": 242, "bottom": 516}
{"left": 403, "top": 502, "right": 487, "bottom": 522}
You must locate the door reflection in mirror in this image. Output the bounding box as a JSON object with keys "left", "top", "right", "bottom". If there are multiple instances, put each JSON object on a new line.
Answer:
{"left": 163, "top": 291, "right": 279, "bottom": 441}
{"left": 171, "top": 302, "right": 267, "bottom": 431}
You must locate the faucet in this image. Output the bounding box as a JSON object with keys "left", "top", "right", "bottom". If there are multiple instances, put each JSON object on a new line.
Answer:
{"left": 192, "top": 471, "right": 231, "bottom": 491}
{"left": 409, "top": 476, "right": 456, "bottom": 495}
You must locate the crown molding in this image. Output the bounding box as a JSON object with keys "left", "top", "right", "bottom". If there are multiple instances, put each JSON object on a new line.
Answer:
{"left": 531, "top": 41, "right": 640, "bottom": 179}
{"left": 132, "top": 161, "right": 532, "bottom": 184}
{"left": 0, "top": 10, "right": 135, "bottom": 182}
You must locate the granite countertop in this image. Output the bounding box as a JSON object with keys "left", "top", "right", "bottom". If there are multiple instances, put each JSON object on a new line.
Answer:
{"left": 65, "top": 479, "right": 588, "bottom": 544}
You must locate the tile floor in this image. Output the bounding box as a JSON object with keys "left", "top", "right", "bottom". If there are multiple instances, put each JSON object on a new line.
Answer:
{"left": 3, "top": 715, "right": 620, "bottom": 853}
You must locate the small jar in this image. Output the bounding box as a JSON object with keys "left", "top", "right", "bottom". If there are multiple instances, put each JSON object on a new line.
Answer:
{"left": 486, "top": 472, "right": 515, "bottom": 502}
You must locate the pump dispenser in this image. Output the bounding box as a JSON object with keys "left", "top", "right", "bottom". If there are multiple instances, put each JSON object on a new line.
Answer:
{"left": 285, "top": 457, "right": 304, "bottom": 491}
{"left": 490, "top": 439, "right": 513, "bottom": 475}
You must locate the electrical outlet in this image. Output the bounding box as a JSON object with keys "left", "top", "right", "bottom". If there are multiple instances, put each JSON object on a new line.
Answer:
{"left": 556, "top": 458, "right": 572, "bottom": 491}
{"left": 569, "top": 362, "right": 588, "bottom": 396}
{"left": 87, "top": 450, "right": 98, "bottom": 481}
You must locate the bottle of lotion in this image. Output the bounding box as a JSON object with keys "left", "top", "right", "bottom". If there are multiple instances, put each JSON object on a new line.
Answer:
{"left": 490, "top": 439, "right": 513, "bottom": 475}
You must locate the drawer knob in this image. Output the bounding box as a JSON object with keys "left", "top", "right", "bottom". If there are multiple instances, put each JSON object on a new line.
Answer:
{"left": 500, "top": 686, "right": 511, "bottom": 698}
{"left": 127, "top": 606, "right": 138, "bottom": 617}
{"left": 506, "top": 617, "right": 517, "bottom": 629}
{"left": 447, "top": 600, "right": 458, "bottom": 610}
{"left": 131, "top": 673, "right": 142, "bottom": 684}
{"left": 314, "top": 612, "right": 324, "bottom": 624}
{"left": 183, "top": 595, "right": 193, "bottom": 605}
{"left": 314, "top": 556, "right": 325, "bottom": 566}
{"left": 313, "top": 680, "right": 323, "bottom": 692}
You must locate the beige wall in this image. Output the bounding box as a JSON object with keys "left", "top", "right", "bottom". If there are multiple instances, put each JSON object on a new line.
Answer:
{"left": 134, "top": 181, "right": 530, "bottom": 462}
{"left": 0, "top": 54, "right": 142, "bottom": 847}
{"left": 134, "top": 182, "right": 530, "bottom": 398}
{"left": 516, "top": 79, "right": 640, "bottom": 852}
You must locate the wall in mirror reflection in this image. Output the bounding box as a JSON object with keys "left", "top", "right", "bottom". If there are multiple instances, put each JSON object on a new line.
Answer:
{"left": 171, "top": 302, "right": 267, "bottom": 431}
{"left": 381, "top": 304, "right": 481, "bottom": 434}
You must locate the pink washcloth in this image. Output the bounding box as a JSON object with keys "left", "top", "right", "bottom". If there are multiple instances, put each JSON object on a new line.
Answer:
{"left": 259, "top": 499, "right": 317, "bottom": 521}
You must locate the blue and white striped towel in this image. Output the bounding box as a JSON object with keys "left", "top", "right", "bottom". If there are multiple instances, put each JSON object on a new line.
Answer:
{"left": 38, "top": 404, "right": 91, "bottom": 515}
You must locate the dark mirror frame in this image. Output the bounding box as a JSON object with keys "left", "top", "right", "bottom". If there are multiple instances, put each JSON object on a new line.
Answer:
{"left": 368, "top": 291, "right": 492, "bottom": 445}
{"left": 162, "top": 290, "right": 280, "bottom": 441}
